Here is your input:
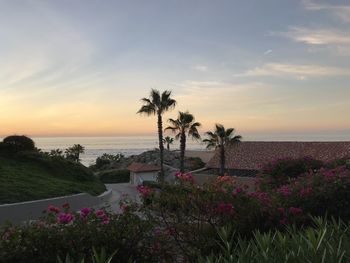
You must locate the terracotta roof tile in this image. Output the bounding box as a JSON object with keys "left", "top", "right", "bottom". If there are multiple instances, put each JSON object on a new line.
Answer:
{"left": 127, "top": 162, "right": 160, "bottom": 173}
{"left": 206, "top": 141, "right": 350, "bottom": 170}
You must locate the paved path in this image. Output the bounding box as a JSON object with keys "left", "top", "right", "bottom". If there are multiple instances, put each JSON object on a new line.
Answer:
{"left": 104, "top": 183, "right": 139, "bottom": 213}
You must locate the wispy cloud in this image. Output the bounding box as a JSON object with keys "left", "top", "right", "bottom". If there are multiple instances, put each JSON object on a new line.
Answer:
{"left": 273, "top": 27, "right": 350, "bottom": 45}
{"left": 302, "top": 0, "right": 350, "bottom": 23}
{"left": 264, "top": 49, "right": 272, "bottom": 55}
{"left": 236, "top": 63, "right": 350, "bottom": 79}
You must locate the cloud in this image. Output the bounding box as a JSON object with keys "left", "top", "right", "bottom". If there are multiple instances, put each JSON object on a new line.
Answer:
{"left": 264, "top": 49, "right": 272, "bottom": 55}
{"left": 302, "top": 0, "right": 350, "bottom": 23}
{"left": 273, "top": 27, "right": 350, "bottom": 45}
{"left": 236, "top": 63, "right": 350, "bottom": 79}
{"left": 193, "top": 65, "right": 208, "bottom": 72}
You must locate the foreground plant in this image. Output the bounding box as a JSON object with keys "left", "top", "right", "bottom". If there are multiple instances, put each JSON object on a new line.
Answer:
{"left": 201, "top": 217, "right": 350, "bottom": 263}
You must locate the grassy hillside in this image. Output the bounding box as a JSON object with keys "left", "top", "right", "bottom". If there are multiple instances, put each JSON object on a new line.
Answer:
{"left": 0, "top": 153, "right": 106, "bottom": 204}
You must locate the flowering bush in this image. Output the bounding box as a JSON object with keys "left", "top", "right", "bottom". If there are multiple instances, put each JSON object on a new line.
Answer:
{"left": 1, "top": 164, "right": 349, "bottom": 262}
{"left": 0, "top": 204, "right": 158, "bottom": 263}
{"left": 259, "top": 157, "right": 324, "bottom": 189}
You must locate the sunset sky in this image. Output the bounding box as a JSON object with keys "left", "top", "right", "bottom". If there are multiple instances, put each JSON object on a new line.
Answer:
{"left": 0, "top": 0, "right": 350, "bottom": 138}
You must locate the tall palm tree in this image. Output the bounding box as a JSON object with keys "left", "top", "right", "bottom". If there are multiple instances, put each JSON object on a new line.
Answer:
{"left": 165, "top": 111, "right": 201, "bottom": 173}
{"left": 163, "top": 136, "right": 174, "bottom": 150}
{"left": 137, "top": 89, "right": 176, "bottom": 180}
{"left": 65, "top": 144, "right": 85, "bottom": 163}
{"left": 203, "top": 124, "right": 242, "bottom": 176}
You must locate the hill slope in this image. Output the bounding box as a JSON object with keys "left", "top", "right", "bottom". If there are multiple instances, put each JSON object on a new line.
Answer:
{"left": 0, "top": 154, "right": 106, "bottom": 204}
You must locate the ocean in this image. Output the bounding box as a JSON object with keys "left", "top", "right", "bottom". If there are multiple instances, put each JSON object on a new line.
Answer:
{"left": 33, "top": 134, "right": 350, "bottom": 166}
{"left": 34, "top": 136, "right": 205, "bottom": 166}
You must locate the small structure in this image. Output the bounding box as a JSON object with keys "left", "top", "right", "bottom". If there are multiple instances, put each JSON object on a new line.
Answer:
{"left": 206, "top": 141, "right": 350, "bottom": 177}
{"left": 127, "top": 162, "right": 160, "bottom": 185}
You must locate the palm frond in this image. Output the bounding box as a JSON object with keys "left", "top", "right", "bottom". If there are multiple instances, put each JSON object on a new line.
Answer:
{"left": 137, "top": 105, "right": 156, "bottom": 115}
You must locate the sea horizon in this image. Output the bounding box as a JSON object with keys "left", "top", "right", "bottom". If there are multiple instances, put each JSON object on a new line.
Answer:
{"left": 25, "top": 134, "right": 350, "bottom": 166}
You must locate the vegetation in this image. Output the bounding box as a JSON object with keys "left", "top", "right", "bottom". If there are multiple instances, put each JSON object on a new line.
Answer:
{"left": 92, "top": 153, "right": 124, "bottom": 170}
{"left": 0, "top": 137, "right": 105, "bottom": 204}
{"left": 203, "top": 124, "right": 242, "bottom": 176}
{"left": 162, "top": 136, "right": 174, "bottom": 150}
{"left": 65, "top": 144, "right": 85, "bottom": 163}
{"left": 98, "top": 170, "right": 130, "bottom": 184}
{"left": 165, "top": 111, "right": 201, "bottom": 173}
{"left": 201, "top": 217, "right": 350, "bottom": 263}
{"left": 0, "top": 158, "right": 349, "bottom": 261}
{"left": 137, "top": 89, "right": 176, "bottom": 181}
{"left": 3, "top": 135, "right": 35, "bottom": 152}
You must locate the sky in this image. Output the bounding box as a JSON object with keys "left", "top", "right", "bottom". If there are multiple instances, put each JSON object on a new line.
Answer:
{"left": 0, "top": 0, "right": 350, "bottom": 138}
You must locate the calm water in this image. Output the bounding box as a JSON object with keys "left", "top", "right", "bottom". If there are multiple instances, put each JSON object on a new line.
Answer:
{"left": 33, "top": 134, "right": 350, "bottom": 166}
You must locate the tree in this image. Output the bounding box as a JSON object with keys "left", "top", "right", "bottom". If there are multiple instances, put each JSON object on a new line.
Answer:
{"left": 203, "top": 124, "right": 242, "bottom": 176}
{"left": 65, "top": 144, "right": 85, "bottom": 163}
{"left": 165, "top": 111, "right": 201, "bottom": 173}
{"left": 137, "top": 89, "right": 176, "bottom": 181}
{"left": 49, "top": 149, "right": 64, "bottom": 158}
{"left": 163, "top": 136, "right": 174, "bottom": 150}
{"left": 3, "top": 135, "right": 35, "bottom": 152}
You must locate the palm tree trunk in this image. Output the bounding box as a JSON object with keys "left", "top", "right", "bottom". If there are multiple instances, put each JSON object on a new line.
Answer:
{"left": 167, "top": 143, "right": 170, "bottom": 150}
{"left": 180, "top": 131, "right": 186, "bottom": 173}
{"left": 157, "top": 113, "right": 164, "bottom": 181}
{"left": 219, "top": 145, "right": 225, "bottom": 176}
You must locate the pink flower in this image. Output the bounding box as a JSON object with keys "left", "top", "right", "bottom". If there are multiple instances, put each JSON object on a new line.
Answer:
{"left": 277, "top": 185, "right": 292, "bottom": 197}
{"left": 235, "top": 187, "right": 243, "bottom": 193}
{"left": 289, "top": 207, "right": 303, "bottom": 215}
{"left": 137, "top": 185, "right": 153, "bottom": 198}
{"left": 95, "top": 209, "right": 106, "bottom": 218}
{"left": 80, "top": 207, "right": 92, "bottom": 218}
{"left": 216, "top": 202, "right": 234, "bottom": 216}
{"left": 57, "top": 213, "right": 74, "bottom": 224}
{"left": 47, "top": 205, "right": 60, "bottom": 214}
{"left": 102, "top": 218, "right": 110, "bottom": 225}
{"left": 175, "top": 172, "right": 195, "bottom": 184}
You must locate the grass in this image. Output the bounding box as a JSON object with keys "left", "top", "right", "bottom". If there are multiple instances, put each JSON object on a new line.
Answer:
{"left": 0, "top": 154, "right": 106, "bottom": 204}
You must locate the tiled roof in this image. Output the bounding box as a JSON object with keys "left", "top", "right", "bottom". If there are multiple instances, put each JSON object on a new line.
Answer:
{"left": 127, "top": 162, "right": 160, "bottom": 173}
{"left": 206, "top": 141, "right": 350, "bottom": 170}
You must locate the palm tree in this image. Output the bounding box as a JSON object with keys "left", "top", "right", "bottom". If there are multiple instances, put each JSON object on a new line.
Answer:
{"left": 163, "top": 136, "right": 174, "bottom": 150}
{"left": 165, "top": 111, "right": 201, "bottom": 173}
{"left": 203, "top": 124, "right": 242, "bottom": 176}
{"left": 137, "top": 89, "right": 176, "bottom": 180}
{"left": 65, "top": 144, "right": 85, "bottom": 163}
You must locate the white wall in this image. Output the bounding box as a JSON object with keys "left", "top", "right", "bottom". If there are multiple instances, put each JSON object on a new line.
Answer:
{"left": 131, "top": 171, "right": 158, "bottom": 185}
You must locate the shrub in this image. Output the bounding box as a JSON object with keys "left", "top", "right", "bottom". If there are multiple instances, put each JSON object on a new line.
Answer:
{"left": 0, "top": 205, "right": 158, "bottom": 263}
{"left": 200, "top": 217, "right": 350, "bottom": 263}
{"left": 98, "top": 170, "right": 130, "bottom": 183}
{"left": 259, "top": 157, "right": 324, "bottom": 189}
{"left": 94, "top": 153, "right": 124, "bottom": 169}
{"left": 2, "top": 135, "right": 35, "bottom": 152}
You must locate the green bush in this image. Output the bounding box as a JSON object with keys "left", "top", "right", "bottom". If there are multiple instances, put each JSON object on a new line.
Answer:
{"left": 99, "top": 170, "right": 130, "bottom": 184}
{"left": 201, "top": 217, "right": 350, "bottom": 263}
{"left": 0, "top": 206, "right": 158, "bottom": 263}
{"left": 94, "top": 153, "right": 124, "bottom": 170}
{"left": 3, "top": 135, "right": 35, "bottom": 152}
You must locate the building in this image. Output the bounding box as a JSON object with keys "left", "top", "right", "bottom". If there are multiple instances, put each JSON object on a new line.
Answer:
{"left": 127, "top": 162, "right": 160, "bottom": 185}
{"left": 206, "top": 141, "right": 350, "bottom": 177}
